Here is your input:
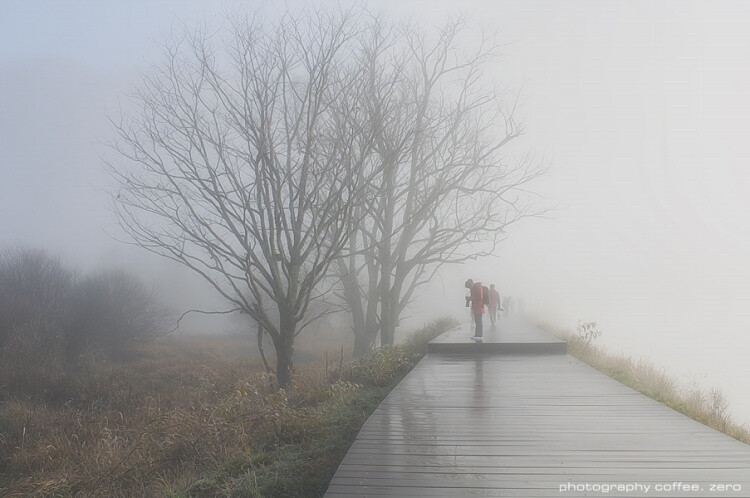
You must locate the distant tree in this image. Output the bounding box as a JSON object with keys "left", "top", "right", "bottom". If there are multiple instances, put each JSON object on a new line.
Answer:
{"left": 0, "top": 248, "right": 75, "bottom": 358}
{"left": 66, "top": 270, "right": 170, "bottom": 358}
{"left": 107, "top": 9, "right": 370, "bottom": 387}
{"left": 0, "top": 247, "right": 168, "bottom": 361}
{"left": 336, "top": 18, "right": 546, "bottom": 352}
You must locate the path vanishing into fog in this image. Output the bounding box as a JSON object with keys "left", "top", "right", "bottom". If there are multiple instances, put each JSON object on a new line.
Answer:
{"left": 326, "top": 317, "right": 750, "bottom": 497}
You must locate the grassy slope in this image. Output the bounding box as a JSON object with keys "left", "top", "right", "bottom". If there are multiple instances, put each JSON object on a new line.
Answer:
{"left": 0, "top": 318, "right": 457, "bottom": 497}
{"left": 177, "top": 317, "right": 458, "bottom": 497}
{"left": 541, "top": 321, "right": 750, "bottom": 446}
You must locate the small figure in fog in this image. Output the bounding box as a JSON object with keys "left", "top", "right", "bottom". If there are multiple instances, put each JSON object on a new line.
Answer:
{"left": 488, "top": 283, "right": 501, "bottom": 327}
{"left": 502, "top": 295, "right": 513, "bottom": 316}
{"left": 465, "top": 279, "right": 486, "bottom": 342}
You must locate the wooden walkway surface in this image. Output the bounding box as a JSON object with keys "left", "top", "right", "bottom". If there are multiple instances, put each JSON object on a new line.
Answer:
{"left": 325, "top": 318, "right": 750, "bottom": 497}
{"left": 427, "top": 317, "right": 567, "bottom": 355}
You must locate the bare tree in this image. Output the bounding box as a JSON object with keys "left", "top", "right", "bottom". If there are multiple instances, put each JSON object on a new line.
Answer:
{"left": 0, "top": 248, "right": 75, "bottom": 358}
{"left": 107, "top": 10, "right": 369, "bottom": 387}
{"left": 69, "top": 269, "right": 170, "bottom": 358}
{"left": 0, "top": 247, "right": 169, "bottom": 361}
{"left": 337, "top": 18, "right": 546, "bottom": 351}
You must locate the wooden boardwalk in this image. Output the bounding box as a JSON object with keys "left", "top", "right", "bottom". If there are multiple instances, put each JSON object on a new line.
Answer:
{"left": 428, "top": 317, "right": 567, "bottom": 355}
{"left": 326, "top": 318, "right": 750, "bottom": 497}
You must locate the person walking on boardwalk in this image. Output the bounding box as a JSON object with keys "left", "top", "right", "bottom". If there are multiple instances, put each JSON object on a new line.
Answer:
{"left": 501, "top": 295, "right": 512, "bottom": 316}
{"left": 488, "top": 283, "right": 501, "bottom": 327}
{"left": 465, "top": 279, "right": 486, "bottom": 342}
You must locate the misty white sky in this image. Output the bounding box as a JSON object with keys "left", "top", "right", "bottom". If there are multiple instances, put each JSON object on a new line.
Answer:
{"left": 2, "top": 1, "right": 749, "bottom": 422}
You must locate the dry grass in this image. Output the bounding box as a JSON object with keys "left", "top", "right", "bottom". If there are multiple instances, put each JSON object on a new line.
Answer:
{"left": 541, "top": 321, "right": 750, "bottom": 446}
{"left": 1, "top": 344, "right": 259, "bottom": 496}
{"left": 0, "top": 318, "right": 457, "bottom": 497}
{"left": 0, "top": 332, "right": 338, "bottom": 497}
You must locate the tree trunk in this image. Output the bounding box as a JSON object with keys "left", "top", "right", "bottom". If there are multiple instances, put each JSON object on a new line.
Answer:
{"left": 275, "top": 334, "right": 294, "bottom": 388}
{"left": 257, "top": 321, "right": 272, "bottom": 374}
{"left": 382, "top": 308, "right": 399, "bottom": 347}
{"left": 379, "top": 267, "right": 401, "bottom": 347}
{"left": 380, "top": 266, "right": 393, "bottom": 346}
{"left": 339, "top": 258, "right": 368, "bottom": 356}
{"left": 352, "top": 272, "right": 380, "bottom": 356}
{"left": 351, "top": 308, "right": 376, "bottom": 357}
{"left": 379, "top": 229, "right": 394, "bottom": 346}
{"left": 352, "top": 331, "right": 372, "bottom": 356}
{"left": 383, "top": 272, "right": 406, "bottom": 347}
{"left": 379, "top": 155, "right": 396, "bottom": 347}
{"left": 275, "top": 311, "right": 296, "bottom": 388}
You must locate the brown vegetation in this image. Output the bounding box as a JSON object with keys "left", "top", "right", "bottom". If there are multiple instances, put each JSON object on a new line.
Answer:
{"left": 1, "top": 336, "right": 265, "bottom": 496}
{"left": 543, "top": 321, "right": 750, "bottom": 446}
{"left": 0, "top": 318, "right": 457, "bottom": 497}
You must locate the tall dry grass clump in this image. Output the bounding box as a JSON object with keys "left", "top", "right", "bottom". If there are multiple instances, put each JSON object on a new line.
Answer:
{"left": 542, "top": 321, "right": 750, "bottom": 446}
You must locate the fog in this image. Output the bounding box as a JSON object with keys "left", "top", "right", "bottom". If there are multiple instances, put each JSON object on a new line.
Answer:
{"left": 2, "top": 1, "right": 749, "bottom": 424}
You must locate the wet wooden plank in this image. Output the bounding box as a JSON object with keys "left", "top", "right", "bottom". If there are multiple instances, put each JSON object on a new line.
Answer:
{"left": 326, "top": 483, "right": 750, "bottom": 497}
{"left": 328, "top": 476, "right": 750, "bottom": 489}
{"left": 333, "top": 467, "right": 750, "bottom": 479}
{"left": 427, "top": 317, "right": 567, "bottom": 354}
{"left": 325, "top": 321, "right": 750, "bottom": 496}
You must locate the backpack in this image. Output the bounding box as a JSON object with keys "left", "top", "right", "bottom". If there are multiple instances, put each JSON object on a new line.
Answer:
{"left": 482, "top": 285, "right": 490, "bottom": 306}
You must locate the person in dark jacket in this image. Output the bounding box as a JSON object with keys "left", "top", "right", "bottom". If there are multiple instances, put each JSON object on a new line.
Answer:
{"left": 502, "top": 295, "right": 513, "bottom": 316}
{"left": 465, "top": 279, "right": 486, "bottom": 342}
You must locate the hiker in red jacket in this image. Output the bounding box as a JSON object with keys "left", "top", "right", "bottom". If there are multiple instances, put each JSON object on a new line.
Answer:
{"left": 464, "top": 279, "right": 486, "bottom": 342}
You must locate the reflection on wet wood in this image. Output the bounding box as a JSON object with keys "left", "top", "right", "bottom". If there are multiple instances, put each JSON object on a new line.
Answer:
{"left": 325, "top": 320, "right": 750, "bottom": 497}
{"left": 427, "top": 317, "right": 567, "bottom": 354}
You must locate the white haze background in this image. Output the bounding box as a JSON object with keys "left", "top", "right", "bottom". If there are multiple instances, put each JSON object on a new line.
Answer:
{"left": 2, "top": 1, "right": 749, "bottom": 424}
